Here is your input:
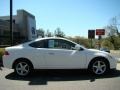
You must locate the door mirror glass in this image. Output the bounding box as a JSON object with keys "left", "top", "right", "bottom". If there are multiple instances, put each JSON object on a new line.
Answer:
{"left": 75, "top": 44, "right": 80, "bottom": 50}
{"left": 75, "top": 44, "right": 84, "bottom": 51}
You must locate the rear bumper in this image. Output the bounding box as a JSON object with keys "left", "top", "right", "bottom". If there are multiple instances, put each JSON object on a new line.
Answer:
{"left": 2, "top": 55, "right": 14, "bottom": 69}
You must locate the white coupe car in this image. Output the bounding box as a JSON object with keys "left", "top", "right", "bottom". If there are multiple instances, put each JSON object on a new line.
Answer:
{"left": 3, "top": 37, "right": 117, "bottom": 76}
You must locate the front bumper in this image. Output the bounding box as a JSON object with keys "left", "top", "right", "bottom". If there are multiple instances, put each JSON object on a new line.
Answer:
{"left": 109, "top": 57, "right": 117, "bottom": 69}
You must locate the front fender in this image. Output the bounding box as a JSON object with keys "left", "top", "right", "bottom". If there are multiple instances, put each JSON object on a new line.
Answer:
{"left": 85, "top": 52, "right": 110, "bottom": 68}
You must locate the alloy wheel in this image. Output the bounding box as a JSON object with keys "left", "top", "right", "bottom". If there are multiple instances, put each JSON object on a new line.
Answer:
{"left": 92, "top": 60, "right": 106, "bottom": 75}
{"left": 15, "top": 62, "right": 30, "bottom": 76}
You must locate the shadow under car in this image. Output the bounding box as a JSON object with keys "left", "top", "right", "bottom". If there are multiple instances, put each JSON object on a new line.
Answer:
{"left": 5, "top": 69, "right": 120, "bottom": 85}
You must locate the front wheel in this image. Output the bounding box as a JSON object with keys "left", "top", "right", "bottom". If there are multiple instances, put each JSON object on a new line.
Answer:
{"left": 89, "top": 59, "right": 109, "bottom": 75}
{"left": 14, "top": 61, "right": 32, "bottom": 76}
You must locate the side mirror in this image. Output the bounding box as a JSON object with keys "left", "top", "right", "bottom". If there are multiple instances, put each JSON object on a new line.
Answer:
{"left": 75, "top": 45, "right": 80, "bottom": 50}
{"left": 79, "top": 47, "right": 84, "bottom": 51}
{"left": 74, "top": 44, "right": 84, "bottom": 51}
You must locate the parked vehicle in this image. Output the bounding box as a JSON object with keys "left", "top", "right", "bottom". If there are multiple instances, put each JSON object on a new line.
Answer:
{"left": 100, "top": 47, "right": 110, "bottom": 53}
{"left": 3, "top": 37, "right": 117, "bottom": 76}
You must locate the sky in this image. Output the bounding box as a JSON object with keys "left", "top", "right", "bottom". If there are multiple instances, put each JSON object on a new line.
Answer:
{"left": 0, "top": 0, "right": 120, "bottom": 37}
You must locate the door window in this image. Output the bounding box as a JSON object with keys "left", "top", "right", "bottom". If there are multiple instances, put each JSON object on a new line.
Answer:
{"left": 48, "top": 39, "right": 75, "bottom": 50}
{"left": 48, "top": 40, "right": 54, "bottom": 48}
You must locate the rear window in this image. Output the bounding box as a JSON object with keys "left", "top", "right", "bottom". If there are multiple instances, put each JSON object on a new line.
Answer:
{"left": 29, "top": 40, "right": 47, "bottom": 48}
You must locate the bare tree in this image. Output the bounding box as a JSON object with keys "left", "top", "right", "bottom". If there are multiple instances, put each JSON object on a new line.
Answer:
{"left": 36, "top": 28, "right": 45, "bottom": 38}
{"left": 54, "top": 27, "right": 65, "bottom": 37}
{"left": 45, "top": 30, "right": 53, "bottom": 37}
{"left": 105, "top": 25, "right": 118, "bottom": 37}
{"left": 109, "top": 16, "right": 120, "bottom": 37}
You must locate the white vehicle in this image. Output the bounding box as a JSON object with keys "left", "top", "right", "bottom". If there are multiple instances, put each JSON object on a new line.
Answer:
{"left": 3, "top": 37, "right": 117, "bottom": 76}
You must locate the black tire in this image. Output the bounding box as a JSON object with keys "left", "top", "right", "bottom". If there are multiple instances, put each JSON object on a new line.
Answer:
{"left": 89, "top": 58, "right": 109, "bottom": 75}
{"left": 14, "top": 60, "right": 32, "bottom": 77}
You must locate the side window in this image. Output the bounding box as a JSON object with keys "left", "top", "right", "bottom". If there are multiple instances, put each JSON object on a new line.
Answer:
{"left": 48, "top": 40, "right": 54, "bottom": 48}
{"left": 48, "top": 39, "right": 75, "bottom": 50}
{"left": 29, "top": 40, "right": 47, "bottom": 48}
{"left": 59, "top": 40, "right": 75, "bottom": 50}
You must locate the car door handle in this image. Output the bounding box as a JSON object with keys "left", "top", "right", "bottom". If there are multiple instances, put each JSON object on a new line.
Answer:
{"left": 48, "top": 52, "right": 55, "bottom": 55}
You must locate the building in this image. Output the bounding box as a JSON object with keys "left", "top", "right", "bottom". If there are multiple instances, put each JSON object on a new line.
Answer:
{"left": 0, "top": 9, "right": 37, "bottom": 45}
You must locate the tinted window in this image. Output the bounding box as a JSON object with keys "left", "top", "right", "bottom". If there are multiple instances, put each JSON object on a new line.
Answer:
{"left": 29, "top": 40, "right": 47, "bottom": 48}
{"left": 48, "top": 39, "right": 75, "bottom": 50}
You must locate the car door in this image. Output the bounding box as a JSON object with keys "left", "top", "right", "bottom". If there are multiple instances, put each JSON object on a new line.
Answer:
{"left": 45, "top": 39, "right": 87, "bottom": 69}
{"left": 29, "top": 40, "right": 47, "bottom": 69}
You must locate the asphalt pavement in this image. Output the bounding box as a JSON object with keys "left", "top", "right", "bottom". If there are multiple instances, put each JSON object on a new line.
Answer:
{"left": 0, "top": 52, "right": 120, "bottom": 90}
{"left": 0, "top": 64, "right": 120, "bottom": 90}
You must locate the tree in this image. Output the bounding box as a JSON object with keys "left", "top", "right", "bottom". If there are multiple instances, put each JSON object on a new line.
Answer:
{"left": 36, "top": 28, "right": 45, "bottom": 37}
{"left": 104, "top": 25, "right": 117, "bottom": 48}
{"left": 67, "top": 36, "right": 91, "bottom": 48}
{"left": 101, "top": 39, "right": 114, "bottom": 50}
{"left": 103, "top": 16, "right": 120, "bottom": 49}
{"left": 45, "top": 30, "right": 53, "bottom": 37}
{"left": 54, "top": 28, "right": 65, "bottom": 37}
{"left": 107, "top": 36, "right": 120, "bottom": 50}
{"left": 105, "top": 25, "right": 118, "bottom": 37}
{"left": 109, "top": 16, "right": 120, "bottom": 37}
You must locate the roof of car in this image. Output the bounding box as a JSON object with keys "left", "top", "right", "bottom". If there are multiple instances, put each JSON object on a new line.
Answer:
{"left": 34, "top": 37, "right": 77, "bottom": 44}
{"left": 35, "top": 37, "right": 69, "bottom": 41}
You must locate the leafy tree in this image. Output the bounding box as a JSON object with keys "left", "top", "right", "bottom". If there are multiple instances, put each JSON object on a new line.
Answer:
{"left": 67, "top": 36, "right": 91, "bottom": 48}
{"left": 54, "top": 28, "right": 65, "bottom": 37}
{"left": 107, "top": 36, "right": 120, "bottom": 50}
{"left": 101, "top": 35, "right": 120, "bottom": 50}
{"left": 101, "top": 39, "right": 114, "bottom": 50}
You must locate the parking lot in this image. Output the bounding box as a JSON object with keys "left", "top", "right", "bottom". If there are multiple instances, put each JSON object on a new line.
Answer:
{"left": 0, "top": 51, "right": 120, "bottom": 90}
{"left": 0, "top": 64, "right": 120, "bottom": 90}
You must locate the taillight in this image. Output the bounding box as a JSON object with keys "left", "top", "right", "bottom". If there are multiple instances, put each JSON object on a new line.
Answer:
{"left": 4, "top": 51, "right": 9, "bottom": 55}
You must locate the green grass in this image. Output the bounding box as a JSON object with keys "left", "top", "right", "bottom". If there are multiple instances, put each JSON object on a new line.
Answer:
{"left": 0, "top": 48, "right": 5, "bottom": 59}
{"left": 0, "top": 48, "right": 4, "bottom": 65}
{"left": 0, "top": 48, "right": 4, "bottom": 66}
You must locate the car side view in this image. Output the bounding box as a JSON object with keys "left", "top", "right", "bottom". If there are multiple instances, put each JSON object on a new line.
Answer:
{"left": 3, "top": 37, "right": 117, "bottom": 76}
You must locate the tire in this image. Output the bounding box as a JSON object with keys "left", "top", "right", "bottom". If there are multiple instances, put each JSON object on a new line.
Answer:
{"left": 14, "top": 60, "right": 32, "bottom": 77}
{"left": 89, "top": 59, "right": 109, "bottom": 75}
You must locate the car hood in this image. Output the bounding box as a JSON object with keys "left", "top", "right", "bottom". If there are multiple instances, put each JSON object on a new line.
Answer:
{"left": 87, "top": 49, "right": 109, "bottom": 54}
{"left": 88, "top": 49, "right": 100, "bottom": 52}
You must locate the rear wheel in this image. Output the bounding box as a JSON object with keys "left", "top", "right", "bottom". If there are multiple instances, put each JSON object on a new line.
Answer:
{"left": 89, "top": 59, "right": 109, "bottom": 75}
{"left": 14, "top": 61, "right": 32, "bottom": 76}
